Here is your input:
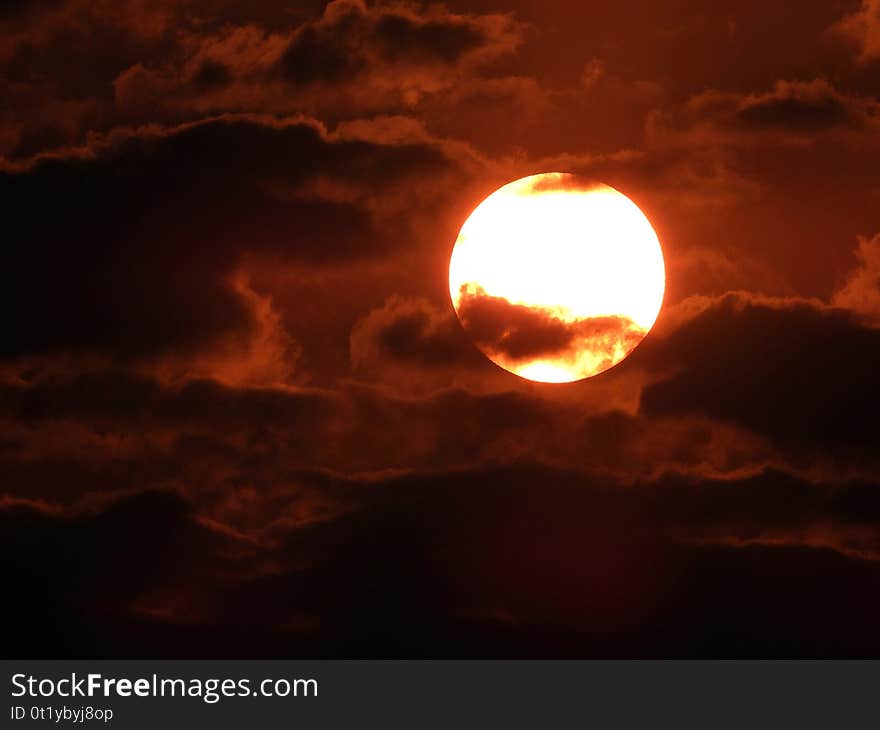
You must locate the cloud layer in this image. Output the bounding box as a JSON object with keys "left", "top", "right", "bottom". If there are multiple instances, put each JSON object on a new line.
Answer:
{"left": 3, "top": 0, "right": 880, "bottom": 657}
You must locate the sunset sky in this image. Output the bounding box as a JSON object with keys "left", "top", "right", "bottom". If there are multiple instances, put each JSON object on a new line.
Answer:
{"left": 3, "top": 0, "right": 880, "bottom": 657}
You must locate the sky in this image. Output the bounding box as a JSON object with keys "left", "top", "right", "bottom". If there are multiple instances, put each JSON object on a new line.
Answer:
{"left": 3, "top": 0, "right": 880, "bottom": 657}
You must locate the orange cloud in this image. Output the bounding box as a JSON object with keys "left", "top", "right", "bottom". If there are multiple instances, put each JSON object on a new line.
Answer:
{"left": 833, "top": 233, "right": 880, "bottom": 324}
{"left": 831, "top": 0, "right": 880, "bottom": 62}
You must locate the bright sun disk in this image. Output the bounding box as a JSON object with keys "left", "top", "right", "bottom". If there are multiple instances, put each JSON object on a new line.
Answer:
{"left": 449, "top": 173, "right": 665, "bottom": 382}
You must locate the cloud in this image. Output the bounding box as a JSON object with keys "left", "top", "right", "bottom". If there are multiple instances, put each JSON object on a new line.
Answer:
{"left": 0, "top": 0, "right": 524, "bottom": 157}
{"left": 0, "top": 372, "right": 338, "bottom": 432}
{"left": 1, "top": 114, "right": 453, "bottom": 362}
{"left": 831, "top": 0, "right": 880, "bottom": 62}
{"left": 349, "top": 282, "right": 880, "bottom": 472}
{"left": 833, "top": 233, "right": 880, "bottom": 324}
{"left": 0, "top": 371, "right": 775, "bottom": 505}
{"left": 275, "top": 0, "right": 518, "bottom": 86}
{"left": 0, "top": 370, "right": 351, "bottom": 508}
{"left": 350, "top": 296, "right": 479, "bottom": 372}
{"left": 181, "top": 1, "right": 521, "bottom": 120}
{"left": 0, "top": 0, "right": 181, "bottom": 159}
{"left": 638, "top": 291, "right": 880, "bottom": 450}
{"left": 735, "top": 82, "right": 853, "bottom": 131}
{"left": 0, "top": 488, "right": 263, "bottom": 653}
{"left": 4, "top": 466, "right": 880, "bottom": 657}
{"left": 455, "top": 286, "right": 645, "bottom": 372}
{"left": 648, "top": 79, "right": 880, "bottom": 147}
{"left": 625, "top": 80, "right": 880, "bottom": 298}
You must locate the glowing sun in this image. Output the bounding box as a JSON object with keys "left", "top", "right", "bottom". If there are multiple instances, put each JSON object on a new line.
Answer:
{"left": 449, "top": 173, "right": 665, "bottom": 383}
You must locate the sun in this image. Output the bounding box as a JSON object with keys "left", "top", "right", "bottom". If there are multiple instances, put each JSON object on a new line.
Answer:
{"left": 449, "top": 173, "right": 665, "bottom": 383}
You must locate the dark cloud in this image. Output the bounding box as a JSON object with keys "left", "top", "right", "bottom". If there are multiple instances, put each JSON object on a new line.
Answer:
{"left": 279, "top": 24, "right": 361, "bottom": 85}
{"left": 0, "top": 366, "right": 768, "bottom": 499}
{"left": 350, "top": 296, "right": 478, "bottom": 372}
{"left": 0, "top": 370, "right": 574, "bottom": 503}
{"left": 457, "top": 290, "right": 576, "bottom": 360}
{"left": 0, "top": 489, "right": 254, "bottom": 654}
{"left": 0, "top": 371, "right": 349, "bottom": 507}
{"left": 649, "top": 79, "right": 880, "bottom": 151}
{"left": 372, "top": 12, "right": 485, "bottom": 64}
{"left": 639, "top": 293, "right": 880, "bottom": 450}
{"left": 1, "top": 115, "right": 451, "bottom": 361}
{"left": 735, "top": 86, "right": 851, "bottom": 131}
{"left": 274, "top": 1, "right": 519, "bottom": 86}
{"left": 4, "top": 466, "right": 880, "bottom": 657}
{"left": 0, "top": 0, "right": 62, "bottom": 20}
{"left": 0, "top": 0, "right": 523, "bottom": 157}
{"left": 456, "top": 287, "right": 644, "bottom": 363}
{"left": 527, "top": 173, "right": 607, "bottom": 194}
{"left": 0, "top": 371, "right": 337, "bottom": 431}
{"left": 0, "top": 0, "right": 181, "bottom": 116}
{"left": 191, "top": 59, "right": 233, "bottom": 91}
